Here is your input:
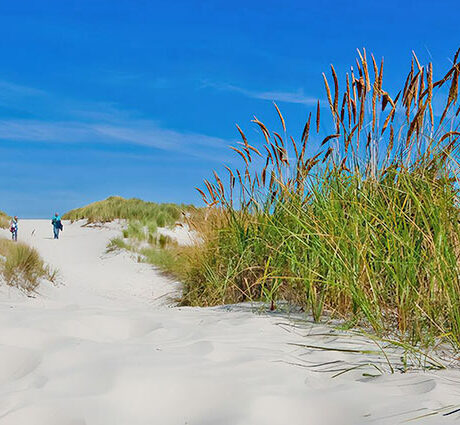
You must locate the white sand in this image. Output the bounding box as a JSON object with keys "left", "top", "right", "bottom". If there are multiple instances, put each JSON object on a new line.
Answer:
{"left": 0, "top": 220, "right": 460, "bottom": 425}
{"left": 157, "top": 223, "right": 201, "bottom": 246}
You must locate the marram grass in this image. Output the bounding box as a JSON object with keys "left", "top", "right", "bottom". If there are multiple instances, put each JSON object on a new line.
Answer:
{"left": 67, "top": 197, "right": 193, "bottom": 275}
{"left": 0, "top": 239, "right": 56, "bottom": 292}
{"left": 0, "top": 210, "right": 9, "bottom": 229}
{"left": 63, "top": 196, "right": 188, "bottom": 227}
{"left": 177, "top": 48, "right": 460, "bottom": 349}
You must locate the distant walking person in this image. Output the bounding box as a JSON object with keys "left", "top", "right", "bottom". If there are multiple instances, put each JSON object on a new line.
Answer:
{"left": 10, "top": 216, "right": 18, "bottom": 241}
{"left": 51, "top": 213, "right": 63, "bottom": 239}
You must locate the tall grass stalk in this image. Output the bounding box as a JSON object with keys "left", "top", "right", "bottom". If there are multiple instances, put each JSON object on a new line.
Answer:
{"left": 183, "top": 48, "right": 460, "bottom": 348}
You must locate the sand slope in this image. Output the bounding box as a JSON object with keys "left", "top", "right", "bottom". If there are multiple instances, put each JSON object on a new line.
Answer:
{"left": 0, "top": 220, "right": 460, "bottom": 425}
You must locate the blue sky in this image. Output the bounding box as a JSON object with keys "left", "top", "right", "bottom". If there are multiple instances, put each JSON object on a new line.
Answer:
{"left": 0, "top": 0, "right": 458, "bottom": 217}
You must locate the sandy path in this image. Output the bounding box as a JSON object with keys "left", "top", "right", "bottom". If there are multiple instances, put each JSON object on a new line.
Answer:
{"left": 0, "top": 220, "right": 460, "bottom": 425}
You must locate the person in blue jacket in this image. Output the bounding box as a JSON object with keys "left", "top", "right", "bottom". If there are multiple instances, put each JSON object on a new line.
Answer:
{"left": 51, "top": 213, "right": 63, "bottom": 239}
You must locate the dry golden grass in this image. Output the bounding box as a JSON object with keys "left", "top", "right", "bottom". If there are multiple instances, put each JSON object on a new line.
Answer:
{"left": 0, "top": 238, "right": 56, "bottom": 292}
{"left": 0, "top": 211, "right": 10, "bottom": 229}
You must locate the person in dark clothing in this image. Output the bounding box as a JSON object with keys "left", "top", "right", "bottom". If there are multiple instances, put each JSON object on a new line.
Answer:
{"left": 10, "top": 216, "right": 18, "bottom": 241}
{"left": 51, "top": 213, "right": 63, "bottom": 239}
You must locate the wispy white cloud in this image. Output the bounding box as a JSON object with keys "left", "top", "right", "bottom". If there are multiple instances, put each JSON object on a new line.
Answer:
{"left": 0, "top": 80, "right": 46, "bottom": 97}
{"left": 0, "top": 78, "right": 234, "bottom": 161}
{"left": 0, "top": 118, "right": 232, "bottom": 161}
{"left": 0, "top": 120, "right": 98, "bottom": 143}
{"left": 66, "top": 101, "right": 138, "bottom": 122}
{"left": 93, "top": 121, "right": 230, "bottom": 151}
{"left": 0, "top": 79, "right": 48, "bottom": 113}
{"left": 203, "top": 81, "right": 319, "bottom": 105}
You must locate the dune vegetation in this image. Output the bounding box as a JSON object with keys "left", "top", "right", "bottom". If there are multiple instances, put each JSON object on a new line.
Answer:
{"left": 106, "top": 221, "right": 188, "bottom": 273}
{"left": 65, "top": 196, "right": 193, "bottom": 271}
{"left": 0, "top": 209, "right": 55, "bottom": 292}
{"left": 0, "top": 210, "right": 10, "bottom": 229}
{"left": 0, "top": 239, "right": 57, "bottom": 292}
{"left": 167, "top": 48, "right": 460, "bottom": 349}
{"left": 63, "top": 196, "right": 188, "bottom": 226}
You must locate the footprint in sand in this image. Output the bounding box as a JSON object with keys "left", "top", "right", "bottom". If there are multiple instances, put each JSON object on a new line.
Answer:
{"left": 56, "top": 314, "right": 163, "bottom": 343}
{"left": 0, "top": 403, "right": 87, "bottom": 425}
{"left": 396, "top": 377, "right": 437, "bottom": 395}
{"left": 179, "top": 340, "right": 215, "bottom": 356}
{"left": 0, "top": 345, "right": 41, "bottom": 384}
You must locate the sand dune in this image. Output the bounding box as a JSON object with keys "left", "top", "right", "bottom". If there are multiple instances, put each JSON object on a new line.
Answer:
{"left": 0, "top": 220, "right": 459, "bottom": 424}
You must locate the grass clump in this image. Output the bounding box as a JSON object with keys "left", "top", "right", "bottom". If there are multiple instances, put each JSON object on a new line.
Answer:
{"left": 0, "top": 239, "right": 56, "bottom": 292}
{"left": 179, "top": 48, "right": 460, "bottom": 349}
{"left": 0, "top": 210, "right": 10, "bottom": 229}
{"left": 106, "top": 237, "right": 129, "bottom": 253}
{"left": 140, "top": 245, "right": 182, "bottom": 274}
{"left": 125, "top": 221, "right": 146, "bottom": 240}
{"left": 108, "top": 223, "right": 181, "bottom": 272}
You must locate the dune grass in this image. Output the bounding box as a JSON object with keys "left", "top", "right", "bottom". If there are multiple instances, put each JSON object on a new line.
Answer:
{"left": 66, "top": 196, "right": 197, "bottom": 273}
{"left": 63, "top": 196, "right": 188, "bottom": 227}
{"left": 106, "top": 237, "right": 129, "bottom": 253}
{"left": 0, "top": 210, "right": 10, "bottom": 229}
{"left": 140, "top": 245, "right": 183, "bottom": 274}
{"left": 65, "top": 196, "right": 192, "bottom": 260}
{"left": 0, "top": 239, "right": 57, "bottom": 292}
{"left": 178, "top": 48, "right": 460, "bottom": 349}
{"left": 107, "top": 227, "right": 180, "bottom": 273}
